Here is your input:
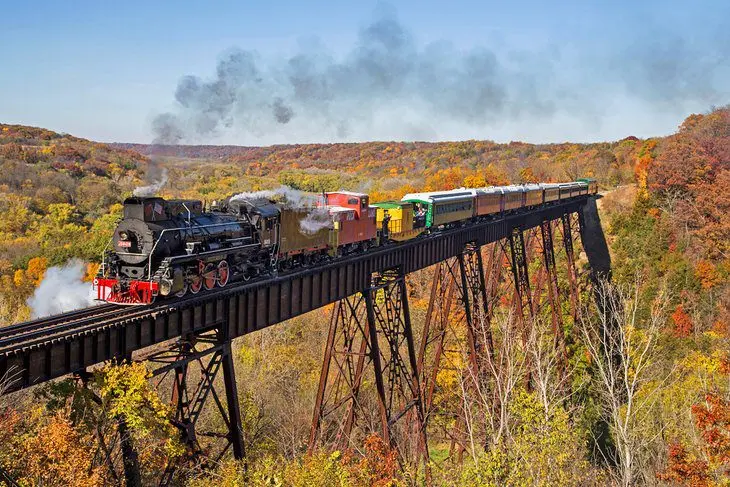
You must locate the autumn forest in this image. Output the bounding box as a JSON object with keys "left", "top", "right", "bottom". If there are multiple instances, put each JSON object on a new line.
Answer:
{"left": 0, "top": 106, "right": 729, "bottom": 486}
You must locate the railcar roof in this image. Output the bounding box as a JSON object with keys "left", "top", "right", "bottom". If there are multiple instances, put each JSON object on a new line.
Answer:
{"left": 326, "top": 191, "right": 367, "bottom": 197}
{"left": 370, "top": 201, "right": 411, "bottom": 209}
{"left": 401, "top": 189, "right": 474, "bottom": 203}
{"left": 327, "top": 206, "right": 356, "bottom": 214}
{"left": 124, "top": 196, "right": 165, "bottom": 204}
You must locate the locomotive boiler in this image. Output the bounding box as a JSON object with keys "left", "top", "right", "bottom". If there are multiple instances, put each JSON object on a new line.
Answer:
{"left": 96, "top": 196, "right": 259, "bottom": 304}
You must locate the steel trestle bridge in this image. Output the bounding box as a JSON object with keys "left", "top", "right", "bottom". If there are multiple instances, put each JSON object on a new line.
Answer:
{"left": 0, "top": 195, "right": 611, "bottom": 485}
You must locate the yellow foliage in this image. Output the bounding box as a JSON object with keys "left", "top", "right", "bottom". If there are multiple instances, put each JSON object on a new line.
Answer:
{"left": 463, "top": 173, "right": 488, "bottom": 188}
{"left": 84, "top": 262, "right": 100, "bottom": 282}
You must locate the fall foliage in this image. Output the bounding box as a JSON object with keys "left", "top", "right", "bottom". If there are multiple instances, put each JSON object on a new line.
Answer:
{"left": 0, "top": 107, "right": 729, "bottom": 485}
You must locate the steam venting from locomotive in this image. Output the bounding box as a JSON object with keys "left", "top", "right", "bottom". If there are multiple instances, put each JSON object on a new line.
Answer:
{"left": 27, "top": 260, "right": 97, "bottom": 318}
{"left": 230, "top": 186, "right": 332, "bottom": 234}
{"left": 299, "top": 208, "right": 332, "bottom": 235}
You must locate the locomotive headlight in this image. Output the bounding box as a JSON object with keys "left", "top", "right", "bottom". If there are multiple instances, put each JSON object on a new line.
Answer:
{"left": 159, "top": 278, "right": 173, "bottom": 296}
{"left": 118, "top": 231, "right": 129, "bottom": 240}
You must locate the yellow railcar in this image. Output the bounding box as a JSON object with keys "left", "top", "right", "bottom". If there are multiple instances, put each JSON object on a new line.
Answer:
{"left": 370, "top": 201, "right": 425, "bottom": 241}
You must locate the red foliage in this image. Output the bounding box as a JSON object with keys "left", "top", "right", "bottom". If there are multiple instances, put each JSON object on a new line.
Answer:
{"left": 692, "top": 394, "right": 730, "bottom": 468}
{"left": 646, "top": 108, "right": 730, "bottom": 257}
{"left": 358, "top": 434, "right": 400, "bottom": 486}
{"left": 672, "top": 304, "right": 694, "bottom": 338}
{"left": 657, "top": 442, "right": 710, "bottom": 486}
{"left": 659, "top": 394, "right": 730, "bottom": 484}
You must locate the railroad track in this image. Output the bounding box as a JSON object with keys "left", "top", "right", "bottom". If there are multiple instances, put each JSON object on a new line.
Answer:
{"left": 0, "top": 304, "right": 118, "bottom": 338}
{"left": 0, "top": 304, "right": 125, "bottom": 350}
{"left": 0, "top": 198, "right": 590, "bottom": 355}
{"left": 0, "top": 273, "right": 268, "bottom": 353}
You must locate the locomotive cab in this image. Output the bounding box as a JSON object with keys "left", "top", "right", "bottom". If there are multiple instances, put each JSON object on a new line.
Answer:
{"left": 227, "top": 197, "right": 280, "bottom": 249}
{"left": 122, "top": 196, "right": 203, "bottom": 222}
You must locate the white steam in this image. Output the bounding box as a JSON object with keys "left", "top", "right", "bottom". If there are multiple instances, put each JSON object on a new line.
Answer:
{"left": 230, "top": 185, "right": 319, "bottom": 208}
{"left": 27, "top": 260, "right": 98, "bottom": 319}
{"left": 133, "top": 167, "right": 169, "bottom": 197}
{"left": 231, "top": 185, "right": 333, "bottom": 235}
{"left": 299, "top": 207, "right": 332, "bottom": 234}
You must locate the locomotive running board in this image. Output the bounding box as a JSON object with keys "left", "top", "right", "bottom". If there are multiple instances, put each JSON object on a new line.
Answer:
{"left": 163, "top": 243, "right": 261, "bottom": 265}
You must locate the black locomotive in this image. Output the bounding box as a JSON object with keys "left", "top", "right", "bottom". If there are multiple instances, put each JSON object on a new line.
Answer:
{"left": 95, "top": 195, "right": 332, "bottom": 304}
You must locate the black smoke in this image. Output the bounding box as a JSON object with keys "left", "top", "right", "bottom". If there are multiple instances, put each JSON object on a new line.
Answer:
{"left": 152, "top": 9, "right": 730, "bottom": 144}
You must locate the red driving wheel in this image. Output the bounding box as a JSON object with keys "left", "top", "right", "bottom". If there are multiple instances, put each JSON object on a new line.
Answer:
{"left": 203, "top": 263, "right": 217, "bottom": 290}
{"left": 190, "top": 274, "right": 203, "bottom": 294}
{"left": 217, "top": 260, "right": 229, "bottom": 287}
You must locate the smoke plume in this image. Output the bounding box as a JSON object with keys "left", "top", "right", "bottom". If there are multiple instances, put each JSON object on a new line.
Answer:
{"left": 133, "top": 160, "right": 169, "bottom": 197}
{"left": 231, "top": 186, "right": 335, "bottom": 234}
{"left": 27, "top": 260, "right": 98, "bottom": 319}
{"left": 152, "top": 7, "right": 730, "bottom": 143}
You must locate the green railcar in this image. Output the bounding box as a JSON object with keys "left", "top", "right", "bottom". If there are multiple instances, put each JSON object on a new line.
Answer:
{"left": 401, "top": 190, "right": 474, "bottom": 228}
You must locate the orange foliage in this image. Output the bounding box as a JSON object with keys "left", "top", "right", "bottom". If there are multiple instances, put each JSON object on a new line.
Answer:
{"left": 424, "top": 167, "right": 465, "bottom": 191}
{"left": 355, "top": 434, "right": 400, "bottom": 486}
{"left": 647, "top": 207, "right": 661, "bottom": 219}
{"left": 519, "top": 166, "right": 538, "bottom": 183}
{"left": 12, "top": 256, "right": 47, "bottom": 288}
{"left": 634, "top": 139, "right": 657, "bottom": 192}
{"left": 85, "top": 262, "right": 100, "bottom": 282}
{"left": 693, "top": 394, "right": 730, "bottom": 471}
{"left": 659, "top": 393, "right": 730, "bottom": 485}
{"left": 695, "top": 260, "right": 721, "bottom": 290}
{"left": 26, "top": 257, "right": 48, "bottom": 284}
{"left": 657, "top": 442, "right": 710, "bottom": 486}
{"left": 21, "top": 414, "right": 103, "bottom": 486}
{"left": 672, "top": 304, "right": 694, "bottom": 338}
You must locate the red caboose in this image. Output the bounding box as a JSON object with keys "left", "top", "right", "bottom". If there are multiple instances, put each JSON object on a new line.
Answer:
{"left": 324, "top": 191, "right": 378, "bottom": 253}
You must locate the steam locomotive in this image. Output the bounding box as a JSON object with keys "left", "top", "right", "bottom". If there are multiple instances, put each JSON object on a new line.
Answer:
{"left": 94, "top": 179, "right": 597, "bottom": 304}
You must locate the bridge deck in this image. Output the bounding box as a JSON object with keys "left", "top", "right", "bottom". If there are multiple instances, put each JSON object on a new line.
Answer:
{"left": 0, "top": 197, "right": 590, "bottom": 392}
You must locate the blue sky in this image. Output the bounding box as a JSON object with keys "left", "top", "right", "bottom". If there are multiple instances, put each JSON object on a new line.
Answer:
{"left": 1, "top": 0, "right": 728, "bottom": 144}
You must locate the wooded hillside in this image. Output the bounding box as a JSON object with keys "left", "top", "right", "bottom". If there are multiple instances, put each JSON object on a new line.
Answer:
{"left": 0, "top": 108, "right": 728, "bottom": 486}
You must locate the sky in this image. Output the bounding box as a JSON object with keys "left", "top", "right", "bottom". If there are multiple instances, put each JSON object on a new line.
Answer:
{"left": 1, "top": 0, "right": 728, "bottom": 145}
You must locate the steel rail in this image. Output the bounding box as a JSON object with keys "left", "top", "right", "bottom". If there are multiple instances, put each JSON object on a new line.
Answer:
{"left": 0, "top": 305, "right": 140, "bottom": 350}
{"left": 0, "top": 304, "right": 119, "bottom": 339}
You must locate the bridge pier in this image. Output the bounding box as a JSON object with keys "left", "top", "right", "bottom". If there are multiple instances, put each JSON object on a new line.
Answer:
{"left": 417, "top": 242, "right": 500, "bottom": 462}
{"left": 310, "top": 267, "right": 430, "bottom": 482}
{"left": 539, "top": 220, "right": 568, "bottom": 375}
{"left": 561, "top": 213, "right": 582, "bottom": 324}
{"left": 145, "top": 319, "right": 245, "bottom": 485}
